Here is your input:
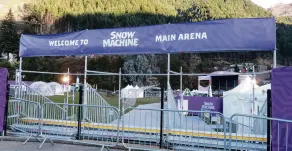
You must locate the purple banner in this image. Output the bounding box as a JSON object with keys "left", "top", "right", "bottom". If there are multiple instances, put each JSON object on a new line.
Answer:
{"left": 272, "top": 67, "right": 292, "bottom": 151}
{"left": 20, "top": 18, "right": 276, "bottom": 57}
{"left": 177, "top": 96, "right": 223, "bottom": 115}
{"left": 0, "top": 68, "right": 8, "bottom": 132}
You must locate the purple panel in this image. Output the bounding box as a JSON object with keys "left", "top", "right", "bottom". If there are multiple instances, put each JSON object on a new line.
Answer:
{"left": 178, "top": 96, "right": 223, "bottom": 115}
{"left": 272, "top": 67, "right": 292, "bottom": 150}
{"left": 0, "top": 68, "right": 8, "bottom": 132}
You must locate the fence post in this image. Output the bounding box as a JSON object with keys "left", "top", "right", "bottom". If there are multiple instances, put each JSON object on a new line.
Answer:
{"left": 76, "top": 85, "right": 83, "bottom": 140}
{"left": 267, "top": 89, "right": 272, "bottom": 151}
{"left": 3, "top": 81, "right": 10, "bottom": 136}
{"left": 160, "top": 86, "right": 164, "bottom": 148}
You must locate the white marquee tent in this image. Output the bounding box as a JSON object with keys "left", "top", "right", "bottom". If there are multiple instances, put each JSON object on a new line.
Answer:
{"left": 223, "top": 76, "right": 270, "bottom": 134}
{"left": 48, "top": 82, "right": 64, "bottom": 95}
{"left": 121, "top": 85, "right": 144, "bottom": 98}
{"left": 29, "top": 81, "right": 55, "bottom": 96}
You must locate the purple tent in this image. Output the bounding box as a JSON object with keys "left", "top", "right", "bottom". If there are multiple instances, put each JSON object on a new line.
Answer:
{"left": 0, "top": 68, "right": 8, "bottom": 132}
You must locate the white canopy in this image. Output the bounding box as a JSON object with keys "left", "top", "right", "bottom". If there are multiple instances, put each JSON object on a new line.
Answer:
{"left": 223, "top": 82, "right": 270, "bottom": 134}
{"left": 121, "top": 85, "right": 144, "bottom": 98}
{"left": 225, "top": 76, "right": 259, "bottom": 94}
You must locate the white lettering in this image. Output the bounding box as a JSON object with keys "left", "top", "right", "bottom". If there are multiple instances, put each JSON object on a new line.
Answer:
{"left": 184, "top": 33, "right": 190, "bottom": 40}
{"left": 202, "top": 32, "right": 207, "bottom": 39}
{"left": 202, "top": 102, "right": 215, "bottom": 110}
{"left": 195, "top": 33, "right": 201, "bottom": 39}
{"left": 84, "top": 39, "right": 88, "bottom": 45}
{"left": 103, "top": 39, "right": 138, "bottom": 47}
{"left": 48, "top": 39, "right": 86, "bottom": 47}
{"left": 103, "top": 31, "right": 139, "bottom": 47}
{"left": 110, "top": 31, "right": 136, "bottom": 39}
{"left": 156, "top": 35, "right": 163, "bottom": 42}
{"left": 49, "top": 41, "right": 55, "bottom": 46}
{"left": 155, "top": 34, "right": 176, "bottom": 42}
{"left": 178, "top": 34, "right": 183, "bottom": 40}
{"left": 165, "top": 32, "right": 208, "bottom": 41}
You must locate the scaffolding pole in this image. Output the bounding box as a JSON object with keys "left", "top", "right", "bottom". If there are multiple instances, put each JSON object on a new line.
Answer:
{"left": 83, "top": 56, "right": 88, "bottom": 120}
{"left": 273, "top": 49, "right": 277, "bottom": 69}
{"left": 20, "top": 70, "right": 271, "bottom": 76}
{"left": 180, "top": 67, "right": 183, "bottom": 103}
{"left": 118, "top": 68, "right": 121, "bottom": 115}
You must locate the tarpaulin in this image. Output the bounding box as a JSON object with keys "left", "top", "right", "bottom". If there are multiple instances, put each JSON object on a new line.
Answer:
{"left": 19, "top": 17, "right": 276, "bottom": 57}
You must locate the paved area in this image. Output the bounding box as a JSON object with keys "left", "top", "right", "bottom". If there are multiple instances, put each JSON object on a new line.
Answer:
{"left": 0, "top": 141, "right": 124, "bottom": 151}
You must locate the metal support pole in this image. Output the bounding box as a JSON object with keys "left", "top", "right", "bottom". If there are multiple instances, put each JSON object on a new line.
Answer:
{"left": 18, "top": 57, "right": 23, "bottom": 84}
{"left": 252, "top": 65, "right": 255, "bottom": 115}
{"left": 83, "top": 56, "right": 88, "bottom": 120}
{"left": 76, "top": 85, "right": 83, "bottom": 140}
{"left": 273, "top": 49, "right": 277, "bottom": 69}
{"left": 167, "top": 53, "right": 170, "bottom": 90}
{"left": 159, "top": 86, "right": 164, "bottom": 149}
{"left": 118, "top": 68, "right": 122, "bottom": 115}
{"left": 180, "top": 66, "right": 183, "bottom": 104}
{"left": 267, "top": 89, "right": 272, "bottom": 151}
{"left": 84, "top": 56, "right": 88, "bottom": 105}
{"left": 66, "top": 68, "right": 69, "bottom": 104}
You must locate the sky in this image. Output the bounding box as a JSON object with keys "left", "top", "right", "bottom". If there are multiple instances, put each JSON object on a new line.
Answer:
{"left": 252, "top": 0, "right": 292, "bottom": 8}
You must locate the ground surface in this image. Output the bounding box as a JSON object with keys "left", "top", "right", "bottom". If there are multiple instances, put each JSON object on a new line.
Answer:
{"left": 0, "top": 141, "right": 124, "bottom": 151}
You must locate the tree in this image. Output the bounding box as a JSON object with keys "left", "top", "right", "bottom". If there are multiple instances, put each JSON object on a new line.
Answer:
{"left": 123, "top": 55, "right": 152, "bottom": 86}
{"left": 0, "top": 9, "right": 19, "bottom": 61}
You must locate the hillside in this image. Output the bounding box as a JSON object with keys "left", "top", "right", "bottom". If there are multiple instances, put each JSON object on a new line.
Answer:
{"left": 269, "top": 3, "right": 292, "bottom": 17}
{"left": 0, "top": 0, "right": 31, "bottom": 21}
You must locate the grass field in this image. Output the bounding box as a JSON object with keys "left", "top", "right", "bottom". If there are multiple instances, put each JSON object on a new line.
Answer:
{"left": 47, "top": 91, "right": 160, "bottom": 108}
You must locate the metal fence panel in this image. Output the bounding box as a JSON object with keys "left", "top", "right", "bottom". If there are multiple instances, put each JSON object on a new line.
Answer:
{"left": 7, "top": 99, "right": 53, "bottom": 148}
{"left": 121, "top": 107, "right": 228, "bottom": 150}
{"left": 228, "top": 114, "right": 292, "bottom": 151}
{"left": 41, "top": 103, "right": 120, "bottom": 149}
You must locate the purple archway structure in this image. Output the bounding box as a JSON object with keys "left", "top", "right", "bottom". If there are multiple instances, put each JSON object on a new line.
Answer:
{"left": 17, "top": 18, "right": 278, "bottom": 147}
{"left": 18, "top": 17, "right": 277, "bottom": 108}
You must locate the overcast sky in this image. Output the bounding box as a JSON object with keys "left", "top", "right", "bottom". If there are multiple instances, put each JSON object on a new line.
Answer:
{"left": 252, "top": 0, "right": 292, "bottom": 8}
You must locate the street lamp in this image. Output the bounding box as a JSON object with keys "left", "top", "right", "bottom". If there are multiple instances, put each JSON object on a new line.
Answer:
{"left": 62, "top": 76, "right": 70, "bottom": 84}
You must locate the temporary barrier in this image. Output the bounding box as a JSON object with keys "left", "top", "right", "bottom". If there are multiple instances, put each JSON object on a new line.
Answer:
{"left": 12, "top": 82, "right": 64, "bottom": 113}
{"left": 7, "top": 99, "right": 292, "bottom": 150}
{"left": 39, "top": 103, "right": 120, "bottom": 149}
{"left": 7, "top": 99, "right": 54, "bottom": 147}
{"left": 229, "top": 114, "right": 292, "bottom": 151}
{"left": 85, "top": 84, "right": 118, "bottom": 123}
{"left": 121, "top": 107, "right": 228, "bottom": 150}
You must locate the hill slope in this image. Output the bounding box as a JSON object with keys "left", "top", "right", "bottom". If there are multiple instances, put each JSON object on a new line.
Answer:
{"left": 0, "top": 0, "right": 31, "bottom": 21}
{"left": 269, "top": 3, "right": 292, "bottom": 17}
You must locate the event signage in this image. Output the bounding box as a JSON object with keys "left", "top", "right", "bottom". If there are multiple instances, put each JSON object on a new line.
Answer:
{"left": 19, "top": 17, "right": 276, "bottom": 57}
{"left": 176, "top": 96, "right": 223, "bottom": 115}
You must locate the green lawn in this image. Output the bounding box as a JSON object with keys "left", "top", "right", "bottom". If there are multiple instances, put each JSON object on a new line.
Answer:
{"left": 47, "top": 92, "right": 160, "bottom": 108}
